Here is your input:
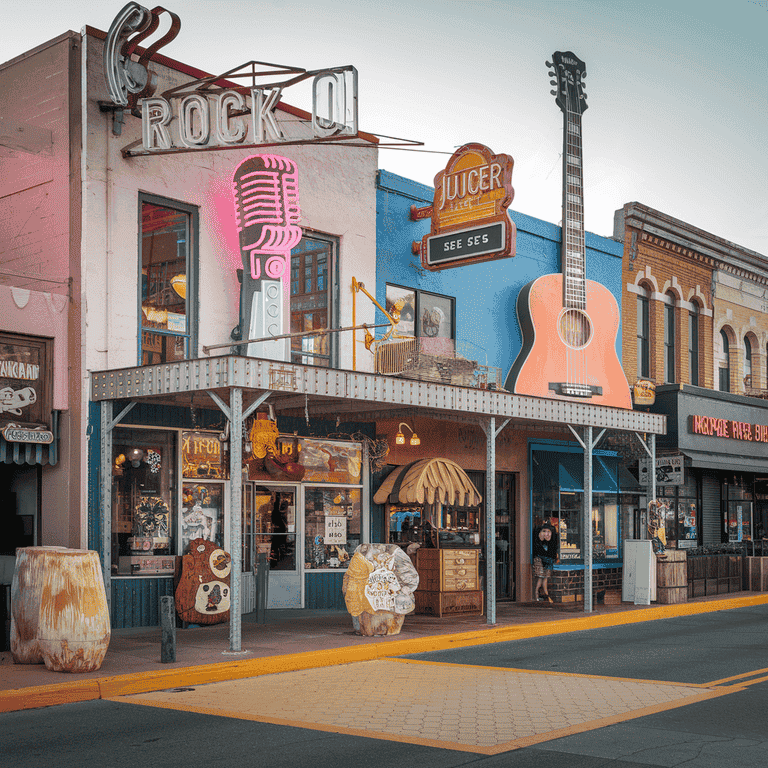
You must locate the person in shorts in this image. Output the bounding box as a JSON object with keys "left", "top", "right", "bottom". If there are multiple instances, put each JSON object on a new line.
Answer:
{"left": 532, "top": 524, "right": 558, "bottom": 602}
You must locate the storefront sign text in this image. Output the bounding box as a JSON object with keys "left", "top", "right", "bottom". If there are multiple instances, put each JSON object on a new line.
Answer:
{"left": 2, "top": 424, "right": 54, "bottom": 444}
{"left": 690, "top": 414, "right": 768, "bottom": 443}
{"left": 0, "top": 333, "right": 51, "bottom": 430}
{"left": 411, "top": 143, "right": 516, "bottom": 270}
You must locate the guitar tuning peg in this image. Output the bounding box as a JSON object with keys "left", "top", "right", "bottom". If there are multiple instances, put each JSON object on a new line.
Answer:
{"left": 582, "top": 71, "right": 587, "bottom": 79}
{"left": 550, "top": 80, "right": 557, "bottom": 86}
{"left": 550, "top": 90, "right": 557, "bottom": 96}
{"left": 545, "top": 60, "right": 553, "bottom": 68}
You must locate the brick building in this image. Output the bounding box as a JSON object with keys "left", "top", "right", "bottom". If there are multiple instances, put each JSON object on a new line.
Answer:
{"left": 614, "top": 202, "right": 768, "bottom": 555}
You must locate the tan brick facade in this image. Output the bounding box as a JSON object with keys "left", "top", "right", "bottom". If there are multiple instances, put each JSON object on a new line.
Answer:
{"left": 615, "top": 204, "right": 767, "bottom": 398}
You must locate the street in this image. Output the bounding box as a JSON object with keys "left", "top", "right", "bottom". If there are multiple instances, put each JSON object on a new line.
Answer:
{"left": 2, "top": 604, "right": 767, "bottom": 767}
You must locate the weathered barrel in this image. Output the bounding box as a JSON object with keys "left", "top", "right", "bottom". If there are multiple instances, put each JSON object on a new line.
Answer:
{"left": 656, "top": 549, "right": 688, "bottom": 604}
{"left": 11, "top": 547, "right": 111, "bottom": 672}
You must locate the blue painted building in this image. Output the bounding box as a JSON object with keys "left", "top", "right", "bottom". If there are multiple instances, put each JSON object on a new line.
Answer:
{"left": 375, "top": 169, "right": 625, "bottom": 380}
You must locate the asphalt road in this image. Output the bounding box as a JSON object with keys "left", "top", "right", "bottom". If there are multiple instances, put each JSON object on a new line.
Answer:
{"left": 3, "top": 604, "right": 767, "bottom": 768}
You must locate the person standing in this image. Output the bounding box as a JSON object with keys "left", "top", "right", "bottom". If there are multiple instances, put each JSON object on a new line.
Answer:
{"left": 532, "top": 524, "right": 558, "bottom": 602}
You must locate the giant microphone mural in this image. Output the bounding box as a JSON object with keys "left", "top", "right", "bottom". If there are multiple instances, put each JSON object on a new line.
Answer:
{"left": 232, "top": 154, "right": 302, "bottom": 360}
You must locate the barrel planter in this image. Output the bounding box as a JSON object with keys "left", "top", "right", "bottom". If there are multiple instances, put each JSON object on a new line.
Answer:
{"left": 11, "top": 547, "right": 111, "bottom": 672}
{"left": 656, "top": 549, "right": 687, "bottom": 604}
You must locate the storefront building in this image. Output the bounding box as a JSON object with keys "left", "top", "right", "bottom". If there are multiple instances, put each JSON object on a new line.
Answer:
{"left": 373, "top": 167, "right": 662, "bottom": 608}
{"left": 615, "top": 202, "right": 768, "bottom": 559}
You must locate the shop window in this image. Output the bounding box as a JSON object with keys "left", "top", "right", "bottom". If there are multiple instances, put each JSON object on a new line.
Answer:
{"left": 304, "top": 487, "right": 361, "bottom": 569}
{"left": 656, "top": 471, "right": 699, "bottom": 549}
{"left": 663, "top": 292, "right": 676, "bottom": 383}
{"left": 725, "top": 476, "right": 754, "bottom": 543}
{"left": 385, "top": 283, "right": 455, "bottom": 350}
{"left": 139, "top": 195, "right": 198, "bottom": 365}
{"left": 688, "top": 304, "right": 699, "bottom": 386}
{"left": 290, "top": 234, "right": 335, "bottom": 367}
{"left": 112, "top": 428, "right": 177, "bottom": 576}
{"left": 531, "top": 447, "right": 622, "bottom": 564}
{"left": 636, "top": 287, "right": 650, "bottom": 378}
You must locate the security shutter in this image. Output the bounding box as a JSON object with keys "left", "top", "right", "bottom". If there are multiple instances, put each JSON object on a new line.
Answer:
{"left": 701, "top": 471, "right": 722, "bottom": 545}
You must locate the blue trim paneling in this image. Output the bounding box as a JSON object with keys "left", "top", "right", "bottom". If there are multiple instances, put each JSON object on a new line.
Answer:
{"left": 305, "top": 572, "right": 346, "bottom": 610}
{"left": 111, "top": 577, "right": 174, "bottom": 628}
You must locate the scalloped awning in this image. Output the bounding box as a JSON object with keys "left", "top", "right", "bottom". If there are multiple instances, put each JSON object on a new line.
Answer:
{"left": 373, "top": 458, "right": 481, "bottom": 507}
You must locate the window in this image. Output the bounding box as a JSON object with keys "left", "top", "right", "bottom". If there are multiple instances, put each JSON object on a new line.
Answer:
{"left": 744, "top": 336, "right": 753, "bottom": 384}
{"left": 139, "top": 195, "right": 198, "bottom": 365}
{"left": 718, "top": 329, "right": 731, "bottom": 392}
{"left": 664, "top": 292, "right": 676, "bottom": 383}
{"left": 386, "top": 283, "right": 455, "bottom": 349}
{"left": 290, "top": 234, "right": 335, "bottom": 366}
{"left": 112, "top": 428, "right": 178, "bottom": 576}
{"left": 636, "top": 287, "right": 650, "bottom": 378}
{"left": 688, "top": 304, "right": 699, "bottom": 386}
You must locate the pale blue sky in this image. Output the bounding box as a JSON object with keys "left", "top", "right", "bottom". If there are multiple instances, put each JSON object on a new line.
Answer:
{"left": 4, "top": 0, "right": 766, "bottom": 253}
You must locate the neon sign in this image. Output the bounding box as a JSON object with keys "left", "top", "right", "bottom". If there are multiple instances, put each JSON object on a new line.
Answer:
{"left": 690, "top": 414, "right": 768, "bottom": 443}
{"left": 232, "top": 154, "right": 302, "bottom": 361}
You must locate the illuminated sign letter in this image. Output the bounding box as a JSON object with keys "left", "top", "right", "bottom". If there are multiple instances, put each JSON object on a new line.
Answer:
{"left": 215, "top": 91, "right": 246, "bottom": 144}
{"left": 179, "top": 94, "right": 210, "bottom": 147}
{"left": 312, "top": 70, "right": 357, "bottom": 138}
{"left": 141, "top": 97, "right": 172, "bottom": 150}
{"left": 250, "top": 88, "right": 285, "bottom": 143}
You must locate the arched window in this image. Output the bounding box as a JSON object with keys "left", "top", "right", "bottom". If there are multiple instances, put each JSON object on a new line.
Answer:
{"left": 637, "top": 287, "right": 650, "bottom": 379}
{"left": 688, "top": 303, "right": 699, "bottom": 386}
{"left": 664, "top": 291, "right": 676, "bottom": 383}
{"left": 744, "top": 336, "right": 752, "bottom": 383}
{"left": 719, "top": 329, "right": 731, "bottom": 392}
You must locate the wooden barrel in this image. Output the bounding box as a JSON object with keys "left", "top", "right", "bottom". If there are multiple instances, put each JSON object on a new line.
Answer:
{"left": 656, "top": 549, "right": 688, "bottom": 604}
{"left": 11, "top": 547, "right": 111, "bottom": 672}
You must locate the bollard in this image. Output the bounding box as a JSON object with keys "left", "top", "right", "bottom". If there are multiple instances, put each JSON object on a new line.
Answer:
{"left": 255, "top": 552, "right": 269, "bottom": 625}
{"left": 160, "top": 595, "right": 176, "bottom": 663}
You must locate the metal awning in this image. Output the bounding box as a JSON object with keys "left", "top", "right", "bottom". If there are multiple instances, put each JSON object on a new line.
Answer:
{"left": 373, "top": 458, "right": 482, "bottom": 506}
{"left": 682, "top": 449, "right": 768, "bottom": 473}
{"left": 90, "top": 355, "right": 666, "bottom": 435}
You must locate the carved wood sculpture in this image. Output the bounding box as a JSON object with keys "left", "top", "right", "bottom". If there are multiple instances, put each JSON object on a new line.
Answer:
{"left": 342, "top": 543, "right": 419, "bottom": 636}
{"left": 174, "top": 538, "right": 232, "bottom": 624}
{"left": 11, "top": 547, "right": 111, "bottom": 672}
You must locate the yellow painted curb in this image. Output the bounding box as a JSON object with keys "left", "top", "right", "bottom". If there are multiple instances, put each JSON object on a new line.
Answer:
{"left": 4, "top": 593, "right": 768, "bottom": 712}
{"left": 0, "top": 678, "right": 101, "bottom": 713}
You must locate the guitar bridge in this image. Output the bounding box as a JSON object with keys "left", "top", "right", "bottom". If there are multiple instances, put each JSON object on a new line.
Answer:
{"left": 549, "top": 383, "right": 603, "bottom": 398}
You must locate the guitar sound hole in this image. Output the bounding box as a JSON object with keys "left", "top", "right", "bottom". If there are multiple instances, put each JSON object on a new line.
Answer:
{"left": 559, "top": 309, "right": 592, "bottom": 348}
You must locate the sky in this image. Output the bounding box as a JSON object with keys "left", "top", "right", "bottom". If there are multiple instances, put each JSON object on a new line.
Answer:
{"left": 3, "top": 0, "right": 766, "bottom": 254}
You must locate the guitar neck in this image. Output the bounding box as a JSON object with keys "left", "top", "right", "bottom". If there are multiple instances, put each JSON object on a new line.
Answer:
{"left": 561, "top": 108, "right": 585, "bottom": 309}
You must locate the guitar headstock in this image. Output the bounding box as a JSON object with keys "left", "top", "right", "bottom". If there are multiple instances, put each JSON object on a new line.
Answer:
{"left": 546, "top": 51, "right": 587, "bottom": 115}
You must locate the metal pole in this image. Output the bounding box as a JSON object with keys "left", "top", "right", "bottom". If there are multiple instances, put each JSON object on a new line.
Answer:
{"left": 485, "top": 417, "right": 496, "bottom": 624}
{"left": 229, "top": 387, "right": 243, "bottom": 652}
{"left": 100, "top": 401, "right": 113, "bottom": 608}
{"left": 583, "top": 425, "right": 593, "bottom": 613}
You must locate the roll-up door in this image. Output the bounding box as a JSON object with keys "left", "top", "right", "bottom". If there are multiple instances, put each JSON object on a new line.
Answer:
{"left": 701, "top": 471, "right": 722, "bottom": 545}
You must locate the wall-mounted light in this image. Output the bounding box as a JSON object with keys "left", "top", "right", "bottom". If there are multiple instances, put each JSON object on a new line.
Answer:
{"left": 395, "top": 422, "right": 420, "bottom": 446}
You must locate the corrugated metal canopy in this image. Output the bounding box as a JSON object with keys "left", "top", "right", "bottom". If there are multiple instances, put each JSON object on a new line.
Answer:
{"left": 373, "top": 458, "right": 482, "bottom": 506}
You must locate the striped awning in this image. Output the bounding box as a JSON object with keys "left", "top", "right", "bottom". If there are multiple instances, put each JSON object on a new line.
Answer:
{"left": 373, "top": 458, "right": 481, "bottom": 506}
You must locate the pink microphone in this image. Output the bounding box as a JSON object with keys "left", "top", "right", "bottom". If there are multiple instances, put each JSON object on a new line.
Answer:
{"left": 232, "top": 154, "right": 302, "bottom": 282}
{"left": 231, "top": 154, "right": 302, "bottom": 361}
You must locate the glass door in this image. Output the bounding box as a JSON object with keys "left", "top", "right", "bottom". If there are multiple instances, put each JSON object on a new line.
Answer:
{"left": 252, "top": 485, "right": 301, "bottom": 608}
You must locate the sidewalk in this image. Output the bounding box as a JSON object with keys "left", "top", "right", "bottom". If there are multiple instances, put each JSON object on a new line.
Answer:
{"left": 3, "top": 592, "right": 768, "bottom": 713}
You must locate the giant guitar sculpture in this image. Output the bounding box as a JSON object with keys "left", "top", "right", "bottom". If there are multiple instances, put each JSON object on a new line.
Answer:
{"left": 505, "top": 52, "right": 631, "bottom": 408}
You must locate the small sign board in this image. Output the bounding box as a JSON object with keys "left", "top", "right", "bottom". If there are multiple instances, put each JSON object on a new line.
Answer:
{"left": 639, "top": 455, "right": 684, "bottom": 486}
{"left": 425, "top": 222, "right": 505, "bottom": 268}
{"left": 324, "top": 515, "right": 347, "bottom": 544}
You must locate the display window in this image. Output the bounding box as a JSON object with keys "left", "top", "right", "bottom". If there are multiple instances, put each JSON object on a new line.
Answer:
{"left": 112, "top": 427, "right": 177, "bottom": 576}
{"left": 181, "top": 482, "right": 224, "bottom": 553}
{"left": 182, "top": 430, "right": 227, "bottom": 479}
{"left": 531, "top": 446, "right": 622, "bottom": 564}
{"left": 655, "top": 470, "right": 699, "bottom": 548}
{"left": 725, "top": 477, "right": 754, "bottom": 543}
{"left": 304, "top": 486, "right": 361, "bottom": 569}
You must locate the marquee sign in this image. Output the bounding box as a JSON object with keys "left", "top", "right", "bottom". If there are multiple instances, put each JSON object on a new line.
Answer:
{"left": 411, "top": 143, "right": 516, "bottom": 270}
{"left": 690, "top": 414, "right": 768, "bottom": 443}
